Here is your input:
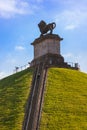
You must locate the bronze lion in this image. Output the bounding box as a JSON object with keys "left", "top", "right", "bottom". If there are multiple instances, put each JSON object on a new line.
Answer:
{"left": 38, "top": 20, "right": 56, "bottom": 36}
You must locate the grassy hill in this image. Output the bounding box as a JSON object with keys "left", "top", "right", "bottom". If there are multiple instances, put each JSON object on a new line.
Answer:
{"left": 0, "top": 67, "right": 87, "bottom": 130}
{"left": 0, "top": 68, "right": 33, "bottom": 130}
{"left": 39, "top": 68, "right": 87, "bottom": 130}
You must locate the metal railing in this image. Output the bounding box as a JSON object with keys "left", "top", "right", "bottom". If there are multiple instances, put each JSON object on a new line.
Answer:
{"left": 67, "top": 62, "right": 80, "bottom": 68}
{"left": 13, "top": 62, "right": 31, "bottom": 73}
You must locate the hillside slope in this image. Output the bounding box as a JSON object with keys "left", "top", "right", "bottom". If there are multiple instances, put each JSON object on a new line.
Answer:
{"left": 39, "top": 68, "right": 87, "bottom": 130}
{"left": 0, "top": 68, "right": 87, "bottom": 130}
{"left": 0, "top": 68, "right": 33, "bottom": 130}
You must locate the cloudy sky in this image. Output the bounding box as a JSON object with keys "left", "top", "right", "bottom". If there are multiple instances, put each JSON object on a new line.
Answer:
{"left": 0, "top": 0, "right": 87, "bottom": 79}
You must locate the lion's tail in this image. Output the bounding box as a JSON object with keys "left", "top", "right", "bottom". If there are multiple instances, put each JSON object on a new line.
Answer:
{"left": 52, "top": 22, "right": 56, "bottom": 29}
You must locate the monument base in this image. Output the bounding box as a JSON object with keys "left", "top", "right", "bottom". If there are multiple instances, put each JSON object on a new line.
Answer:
{"left": 30, "top": 34, "right": 79, "bottom": 70}
{"left": 31, "top": 53, "right": 64, "bottom": 66}
{"left": 30, "top": 53, "right": 79, "bottom": 70}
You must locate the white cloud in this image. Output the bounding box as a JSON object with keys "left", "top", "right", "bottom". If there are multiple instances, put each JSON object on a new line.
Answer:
{"left": 55, "top": 2, "right": 87, "bottom": 30}
{"left": 0, "top": 0, "right": 33, "bottom": 18}
{"left": 31, "top": 0, "right": 43, "bottom": 3}
{"left": 0, "top": 72, "right": 8, "bottom": 79}
{"left": 15, "top": 45, "right": 25, "bottom": 51}
{"left": 64, "top": 24, "right": 76, "bottom": 30}
{"left": 79, "top": 60, "right": 87, "bottom": 73}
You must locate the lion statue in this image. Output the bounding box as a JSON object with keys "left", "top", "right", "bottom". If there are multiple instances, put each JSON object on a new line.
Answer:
{"left": 38, "top": 20, "right": 56, "bottom": 36}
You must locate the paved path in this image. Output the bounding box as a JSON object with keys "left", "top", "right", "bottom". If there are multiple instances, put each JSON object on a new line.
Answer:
{"left": 23, "top": 63, "right": 48, "bottom": 130}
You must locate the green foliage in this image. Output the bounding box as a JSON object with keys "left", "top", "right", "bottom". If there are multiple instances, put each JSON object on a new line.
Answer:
{"left": 0, "top": 68, "right": 33, "bottom": 130}
{"left": 40, "top": 68, "right": 87, "bottom": 130}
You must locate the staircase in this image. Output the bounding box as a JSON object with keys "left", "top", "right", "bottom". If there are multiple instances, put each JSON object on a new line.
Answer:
{"left": 23, "top": 63, "right": 48, "bottom": 130}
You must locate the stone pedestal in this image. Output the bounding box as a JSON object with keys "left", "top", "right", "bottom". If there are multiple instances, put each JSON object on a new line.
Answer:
{"left": 32, "top": 34, "right": 62, "bottom": 59}
{"left": 30, "top": 34, "right": 65, "bottom": 67}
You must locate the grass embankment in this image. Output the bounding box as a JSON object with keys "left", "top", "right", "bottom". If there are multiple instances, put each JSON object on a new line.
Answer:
{"left": 0, "top": 67, "right": 87, "bottom": 130}
{"left": 40, "top": 68, "right": 87, "bottom": 130}
{"left": 0, "top": 68, "right": 33, "bottom": 130}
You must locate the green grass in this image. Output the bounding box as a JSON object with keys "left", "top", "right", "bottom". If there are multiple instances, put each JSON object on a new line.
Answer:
{"left": 40, "top": 68, "right": 87, "bottom": 130}
{"left": 0, "top": 67, "right": 87, "bottom": 130}
{"left": 0, "top": 67, "right": 33, "bottom": 130}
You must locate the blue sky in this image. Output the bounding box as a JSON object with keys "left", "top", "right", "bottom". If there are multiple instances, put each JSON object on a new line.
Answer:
{"left": 0, "top": 0, "right": 87, "bottom": 79}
